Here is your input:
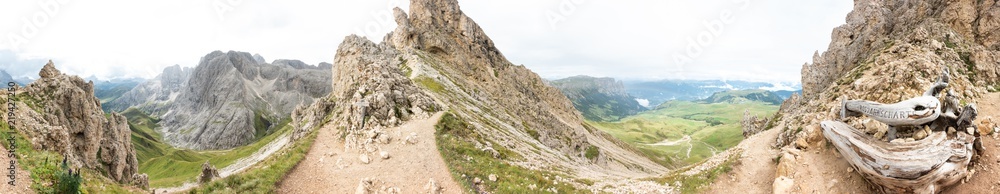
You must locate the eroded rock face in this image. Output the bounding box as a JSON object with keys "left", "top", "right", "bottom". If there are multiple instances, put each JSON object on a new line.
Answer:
{"left": 324, "top": 35, "right": 439, "bottom": 151}
{"left": 781, "top": 0, "right": 1000, "bottom": 148}
{"left": 143, "top": 51, "right": 333, "bottom": 150}
{"left": 741, "top": 109, "right": 770, "bottom": 137}
{"left": 105, "top": 64, "right": 192, "bottom": 113}
{"left": 101, "top": 112, "right": 140, "bottom": 184}
{"left": 1, "top": 61, "right": 144, "bottom": 186}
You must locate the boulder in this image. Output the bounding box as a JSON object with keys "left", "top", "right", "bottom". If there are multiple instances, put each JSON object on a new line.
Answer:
{"left": 199, "top": 161, "right": 220, "bottom": 184}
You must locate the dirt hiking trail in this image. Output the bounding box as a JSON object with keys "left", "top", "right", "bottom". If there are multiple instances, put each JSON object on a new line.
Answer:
{"left": 278, "top": 112, "right": 462, "bottom": 193}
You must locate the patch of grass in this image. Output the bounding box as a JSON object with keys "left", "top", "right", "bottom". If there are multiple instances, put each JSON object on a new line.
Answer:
{"left": 124, "top": 109, "right": 293, "bottom": 188}
{"left": 191, "top": 123, "right": 318, "bottom": 193}
{"left": 584, "top": 145, "right": 600, "bottom": 160}
{"left": 435, "top": 112, "right": 587, "bottom": 193}
{"left": 837, "top": 62, "right": 871, "bottom": 85}
{"left": 399, "top": 57, "right": 413, "bottom": 77}
{"left": 960, "top": 51, "right": 976, "bottom": 78}
{"left": 414, "top": 76, "right": 445, "bottom": 93}
{"left": 654, "top": 151, "right": 741, "bottom": 194}
{"left": 944, "top": 38, "right": 958, "bottom": 49}
{"left": 252, "top": 111, "right": 274, "bottom": 141}
{"left": 524, "top": 127, "right": 539, "bottom": 140}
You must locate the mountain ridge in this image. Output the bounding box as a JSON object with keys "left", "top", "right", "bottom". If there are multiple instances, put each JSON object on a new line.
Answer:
{"left": 550, "top": 75, "right": 647, "bottom": 121}
{"left": 109, "top": 51, "right": 332, "bottom": 150}
{"left": 288, "top": 0, "right": 672, "bottom": 192}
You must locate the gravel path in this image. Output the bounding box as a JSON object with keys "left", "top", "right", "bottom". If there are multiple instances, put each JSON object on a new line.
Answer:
{"left": 277, "top": 112, "right": 462, "bottom": 193}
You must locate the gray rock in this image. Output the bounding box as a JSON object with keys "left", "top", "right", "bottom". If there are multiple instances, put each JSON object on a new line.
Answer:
{"left": 359, "top": 153, "right": 370, "bottom": 164}
{"left": 2, "top": 61, "right": 141, "bottom": 184}
{"left": 118, "top": 51, "right": 334, "bottom": 150}
{"left": 199, "top": 161, "right": 220, "bottom": 183}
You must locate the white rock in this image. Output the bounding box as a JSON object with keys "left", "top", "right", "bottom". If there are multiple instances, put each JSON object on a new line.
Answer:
{"left": 489, "top": 174, "right": 497, "bottom": 182}
{"left": 359, "top": 154, "right": 370, "bottom": 164}
{"left": 380, "top": 151, "right": 390, "bottom": 159}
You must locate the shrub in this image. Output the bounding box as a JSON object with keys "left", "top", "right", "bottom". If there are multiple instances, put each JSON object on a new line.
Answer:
{"left": 56, "top": 157, "right": 82, "bottom": 194}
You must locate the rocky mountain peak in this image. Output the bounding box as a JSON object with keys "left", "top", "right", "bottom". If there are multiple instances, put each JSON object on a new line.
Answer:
{"left": 39, "top": 60, "right": 61, "bottom": 78}
{"left": 3, "top": 61, "right": 145, "bottom": 186}
{"left": 128, "top": 50, "right": 334, "bottom": 150}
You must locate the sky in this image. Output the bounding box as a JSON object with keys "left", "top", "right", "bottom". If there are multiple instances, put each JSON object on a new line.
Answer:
{"left": 0, "top": 0, "right": 853, "bottom": 83}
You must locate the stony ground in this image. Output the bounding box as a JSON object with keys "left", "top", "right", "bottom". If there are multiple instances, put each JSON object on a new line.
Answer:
{"left": 277, "top": 112, "right": 462, "bottom": 193}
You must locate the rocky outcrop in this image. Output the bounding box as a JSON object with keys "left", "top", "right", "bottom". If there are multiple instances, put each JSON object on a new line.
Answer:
{"left": 550, "top": 75, "right": 646, "bottom": 121}
{"left": 101, "top": 111, "right": 140, "bottom": 184}
{"left": 118, "top": 51, "right": 332, "bottom": 150}
{"left": 782, "top": 0, "right": 1000, "bottom": 148}
{"left": 292, "top": 1, "right": 670, "bottom": 192}
{"left": 771, "top": 1, "right": 1000, "bottom": 192}
{"left": 741, "top": 109, "right": 770, "bottom": 137}
{"left": 800, "top": 0, "right": 1000, "bottom": 99}
{"left": 199, "top": 161, "right": 220, "bottom": 184}
{"left": 316, "top": 35, "right": 439, "bottom": 151}
{"left": 1, "top": 61, "right": 145, "bottom": 186}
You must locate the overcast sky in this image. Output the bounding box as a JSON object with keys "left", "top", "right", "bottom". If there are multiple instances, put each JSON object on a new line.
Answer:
{"left": 0, "top": 0, "right": 852, "bottom": 83}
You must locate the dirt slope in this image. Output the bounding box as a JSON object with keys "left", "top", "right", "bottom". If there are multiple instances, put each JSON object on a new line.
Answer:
{"left": 704, "top": 126, "right": 781, "bottom": 194}
{"left": 0, "top": 145, "right": 33, "bottom": 194}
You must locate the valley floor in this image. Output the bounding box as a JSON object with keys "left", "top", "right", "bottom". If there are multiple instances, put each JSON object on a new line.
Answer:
{"left": 277, "top": 112, "right": 462, "bottom": 193}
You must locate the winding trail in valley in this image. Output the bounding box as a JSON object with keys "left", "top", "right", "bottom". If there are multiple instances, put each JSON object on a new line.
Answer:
{"left": 154, "top": 133, "right": 292, "bottom": 194}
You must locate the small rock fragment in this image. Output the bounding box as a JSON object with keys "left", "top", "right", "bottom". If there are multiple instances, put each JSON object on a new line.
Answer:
{"left": 380, "top": 151, "right": 390, "bottom": 159}
{"left": 359, "top": 154, "right": 371, "bottom": 164}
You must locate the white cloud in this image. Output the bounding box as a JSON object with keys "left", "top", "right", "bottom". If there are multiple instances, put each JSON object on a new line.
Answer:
{"left": 635, "top": 98, "right": 650, "bottom": 108}
{"left": 0, "top": 0, "right": 852, "bottom": 82}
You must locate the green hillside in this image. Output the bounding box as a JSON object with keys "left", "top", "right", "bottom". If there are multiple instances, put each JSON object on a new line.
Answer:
{"left": 700, "top": 89, "right": 784, "bottom": 105}
{"left": 588, "top": 100, "right": 777, "bottom": 168}
{"left": 550, "top": 76, "right": 646, "bottom": 121}
{"left": 123, "top": 108, "right": 291, "bottom": 187}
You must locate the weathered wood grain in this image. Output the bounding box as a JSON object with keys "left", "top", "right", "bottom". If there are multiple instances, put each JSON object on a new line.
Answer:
{"left": 822, "top": 120, "right": 976, "bottom": 194}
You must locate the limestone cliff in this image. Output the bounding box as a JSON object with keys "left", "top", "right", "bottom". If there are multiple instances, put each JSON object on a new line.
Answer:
{"left": 152, "top": 51, "right": 332, "bottom": 150}
{"left": 105, "top": 64, "right": 192, "bottom": 113}
{"left": 1, "top": 61, "right": 145, "bottom": 186}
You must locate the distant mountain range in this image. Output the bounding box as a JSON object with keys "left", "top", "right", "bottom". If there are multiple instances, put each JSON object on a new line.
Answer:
{"left": 699, "top": 89, "right": 784, "bottom": 105}
{"left": 109, "top": 51, "right": 332, "bottom": 150}
{"left": 624, "top": 79, "right": 801, "bottom": 107}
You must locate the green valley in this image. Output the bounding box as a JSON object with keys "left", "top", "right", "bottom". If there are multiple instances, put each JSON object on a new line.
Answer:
{"left": 122, "top": 108, "right": 291, "bottom": 188}
{"left": 588, "top": 90, "right": 779, "bottom": 168}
